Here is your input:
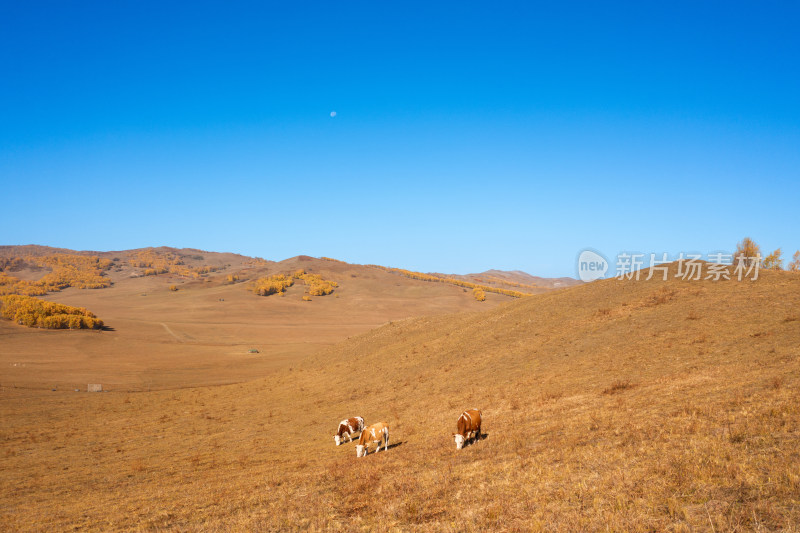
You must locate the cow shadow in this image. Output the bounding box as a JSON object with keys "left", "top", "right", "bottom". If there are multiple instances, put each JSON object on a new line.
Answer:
{"left": 384, "top": 441, "right": 405, "bottom": 451}
{"left": 465, "top": 433, "right": 488, "bottom": 447}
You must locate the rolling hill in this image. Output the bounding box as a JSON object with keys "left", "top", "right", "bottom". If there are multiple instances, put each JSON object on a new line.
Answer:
{"left": 1, "top": 260, "right": 797, "bottom": 530}
{"left": 0, "top": 245, "right": 573, "bottom": 390}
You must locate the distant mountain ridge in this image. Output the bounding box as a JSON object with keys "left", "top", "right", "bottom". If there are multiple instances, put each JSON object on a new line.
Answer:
{"left": 0, "top": 245, "right": 576, "bottom": 288}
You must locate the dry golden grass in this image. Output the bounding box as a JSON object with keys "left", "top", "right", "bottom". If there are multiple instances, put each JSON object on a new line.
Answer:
{"left": 1, "top": 262, "right": 799, "bottom": 530}
{"left": 0, "top": 249, "right": 515, "bottom": 390}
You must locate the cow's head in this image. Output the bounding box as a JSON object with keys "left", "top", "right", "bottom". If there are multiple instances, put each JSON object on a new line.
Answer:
{"left": 334, "top": 434, "right": 342, "bottom": 446}
{"left": 355, "top": 444, "right": 366, "bottom": 457}
{"left": 453, "top": 433, "right": 465, "bottom": 450}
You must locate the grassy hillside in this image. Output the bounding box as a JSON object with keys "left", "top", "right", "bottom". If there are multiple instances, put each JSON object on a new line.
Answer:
{"left": 2, "top": 263, "right": 798, "bottom": 530}
{"left": 2, "top": 247, "right": 552, "bottom": 390}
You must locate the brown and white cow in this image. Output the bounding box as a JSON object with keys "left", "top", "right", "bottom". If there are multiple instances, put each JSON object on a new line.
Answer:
{"left": 452, "top": 409, "right": 482, "bottom": 450}
{"left": 355, "top": 422, "right": 389, "bottom": 457}
{"left": 334, "top": 416, "right": 365, "bottom": 446}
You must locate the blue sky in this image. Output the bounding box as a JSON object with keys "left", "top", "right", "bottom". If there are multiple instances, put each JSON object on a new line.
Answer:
{"left": 1, "top": 2, "right": 798, "bottom": 277}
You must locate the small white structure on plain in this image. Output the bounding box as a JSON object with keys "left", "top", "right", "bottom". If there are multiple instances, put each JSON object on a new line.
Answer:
{"left": 87, "top": 384, "right": 103, "bottom": 392}
{"left": 330, "top": 111, "right": 337, "bottom": 118}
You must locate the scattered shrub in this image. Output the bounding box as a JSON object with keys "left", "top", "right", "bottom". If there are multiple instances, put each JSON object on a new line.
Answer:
{"left": 648, "top": 287, "right": 677, "bottom": 306}
{"left": 129, "top": 250, "right": 222, "bottom": 279}
{"left": 602, "top": 380, "right": 636, "bottom": 395}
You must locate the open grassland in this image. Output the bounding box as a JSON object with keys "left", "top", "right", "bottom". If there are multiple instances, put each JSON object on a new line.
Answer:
{"left": 0, "top": 249, "right": 513, "bottom": 390}
{"left": 1, "top": 264, "right": 798, "bottom": 530}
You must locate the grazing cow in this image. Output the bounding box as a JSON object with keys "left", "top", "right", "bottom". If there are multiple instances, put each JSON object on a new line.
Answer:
{"left": 334, "top": 416, "right": 365, "bottom": 446}
{"left": 355, "top": 422, "right": 389, "bottom": 457}
{"left": 453, "top": 409, "right": 482, "bottom": 450}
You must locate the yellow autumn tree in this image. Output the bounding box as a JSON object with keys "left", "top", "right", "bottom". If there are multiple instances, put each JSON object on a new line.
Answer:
{"left": 734, "top": 237, "right": 761, "bottom": 268}
{"left": 762, "top": 248, "right": 783, "bottom": 271}
{"left": 788, "top": 251, "right": 800, "bottom": 272}
{"left": 473, "top": 288, "right": 486, "bottom": 301}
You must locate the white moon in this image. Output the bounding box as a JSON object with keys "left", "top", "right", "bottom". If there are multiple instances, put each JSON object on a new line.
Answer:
{"left": 330, "top": 111, "right": 337, "bottom": 118}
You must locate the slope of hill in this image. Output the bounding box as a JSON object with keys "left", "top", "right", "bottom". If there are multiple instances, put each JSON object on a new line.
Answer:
{"left": 1, "top": 263, "right": 797, "bottom": 530}
{"left": 474, "top": 268, "right": 580, "bottom": 289}
{"left": 0, "top": 246, "right": 571, "bottom": 390}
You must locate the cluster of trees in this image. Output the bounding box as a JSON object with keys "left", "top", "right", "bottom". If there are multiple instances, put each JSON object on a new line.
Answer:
{"left": 246, "top": 257, "right": 271, "bottom": 267}
{"left": 0, "top": 254, "right": 113, "bottom": 296}
{"left": 485, "top": 275, "right": 539, "bottom": 290}
{"left": 367, "top": 265, "right": 532, "bottom": 298}
{"left": 252, "top": 274, "right": 294, "bottom": 296}
{"left": 37, "top": 254, "right": 113, "bottom": 278}
{"left": 294, "top": 269, "right": 338, "bottom": 296}
{"left": 129, "top": 251, "right": 223, "bottom": 278}
{"left": 0, "top": 294, "right": 104, "bottom": 329}
{"left": 0, "top": 257, "right": 26, "bottom": 271}
{"left": 251, "top": 270, "right": 339, "bottom": 298}
{"left": 0, "top": 272, "right": 49, "bottom": 296}
{"left": 735, "top": 238, "right": 800, "bottom": 271}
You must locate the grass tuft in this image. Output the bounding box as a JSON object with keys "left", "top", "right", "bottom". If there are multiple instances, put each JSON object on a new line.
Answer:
{"left": 602, "top": 380, "right": 636, "bottom": 395}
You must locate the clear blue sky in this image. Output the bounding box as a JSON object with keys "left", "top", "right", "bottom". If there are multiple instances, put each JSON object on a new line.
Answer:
{"left": 2, "top": 2, "right": 798, "bottom": 277}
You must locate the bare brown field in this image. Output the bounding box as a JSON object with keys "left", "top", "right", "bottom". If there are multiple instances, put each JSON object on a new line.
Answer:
{"left": 0, "top": 248, "right": 524, "bottom": 390}
{"left": 1, "top": 262, "right": 799, "bottom": 531}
